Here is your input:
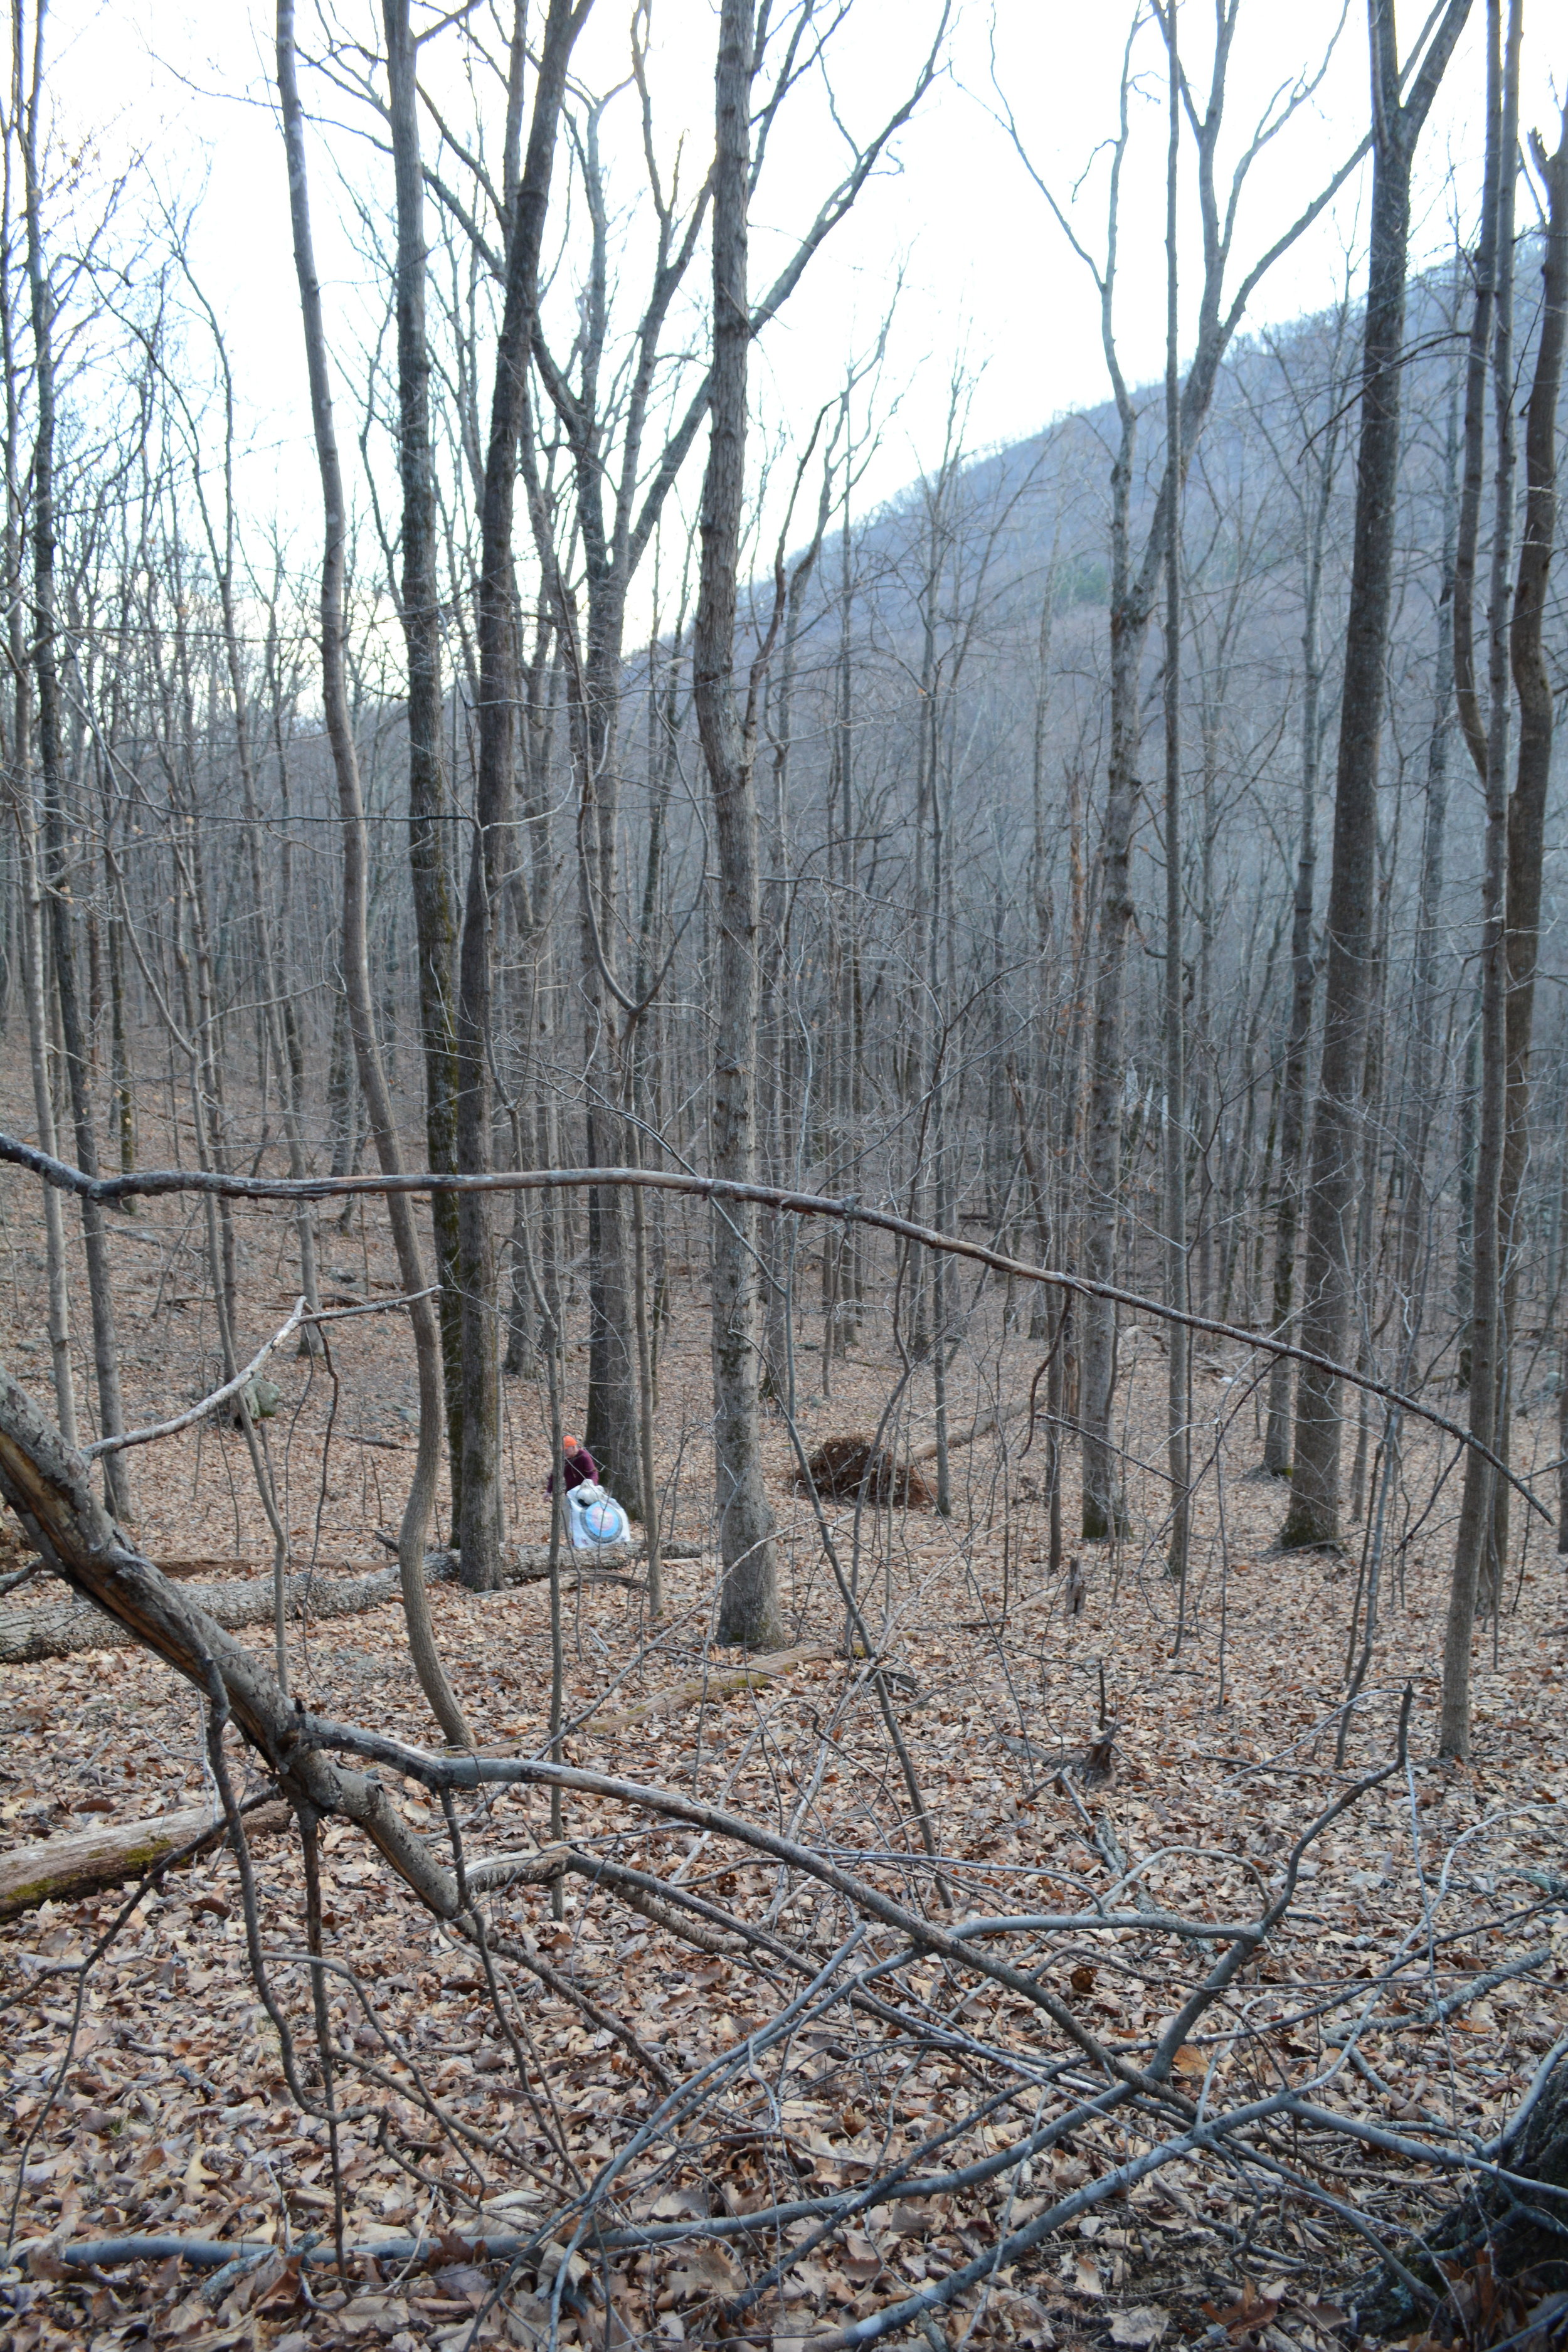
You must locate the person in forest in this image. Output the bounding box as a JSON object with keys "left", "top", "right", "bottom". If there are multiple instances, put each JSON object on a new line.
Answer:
{"left": 546, "top": 1433, "right": 597, "bottom": 1498}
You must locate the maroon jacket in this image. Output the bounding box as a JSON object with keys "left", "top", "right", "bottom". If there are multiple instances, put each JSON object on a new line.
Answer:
{"left": 545, "top": 1444, "right": 597, "bottom": 1498}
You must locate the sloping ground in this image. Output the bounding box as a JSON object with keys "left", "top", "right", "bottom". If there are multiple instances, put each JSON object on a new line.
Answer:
{"left": 1, "top": 1175, "right": 1565, "bottom": 2349}
{"left": 3, "top": 1466, "right": 1565, "bottom": 2350}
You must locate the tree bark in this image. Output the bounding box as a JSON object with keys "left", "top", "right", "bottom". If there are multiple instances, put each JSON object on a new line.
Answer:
{"left": 0, "top": 1800, "right": 290, "bottom": 1922}
{"left": 1160, "top": 2, "right": 1190, "bottom": 1590}
{"left": 21, "top": 9, "right": 131, "bottom": 1518}
{"left": 1282, "top": 0, "right": 1474, "bottom": 1549}
{"left": 384, "top": 0, "right": 465, "bottom": 1515}
{"left": 1393, "top": 321, "right": 1460, "bottom": 1363}
{"left": 276, "top": 0, "right": 471, "bottom": 1747}
{"left": 1439, "top": 0, "right": 1515, "bottom": 1753}
{"left": 695, "top": 0, "right": 783, "bottom": 1650}
{"left": 456, "top": 0, "right": 587, "bottom": 1588}
{"left": 1443, "top": 55, "right": 1564, "bottom": 1757}
{"left": 1487, "top": 90, "right": 1567, "bottom": 1597}
{"left": 1360, "top": 2048, "right": 1568, "bottom": 2336}
{"left": 1261, "top": 379, "right": 1338, "bottom": 1473}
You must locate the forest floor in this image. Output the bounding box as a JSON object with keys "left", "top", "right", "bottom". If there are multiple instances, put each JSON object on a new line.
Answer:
{"left": 0, "top": 1171, "right": 1565, "bottom": 2352}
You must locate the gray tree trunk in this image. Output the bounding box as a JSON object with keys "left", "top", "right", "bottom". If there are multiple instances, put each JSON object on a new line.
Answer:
{"left": 1160, "top": 6, "right": 1190, "bottom": 1591}
{"left": 276, "top": 0, "right": 471, "bottom": 1748}
{"left": 384, "top": 0, "right": 465, "bottom": 1509}
{"left": 1486, "top": 90, "right": 1567, "bottom": 1613}
{"left": 21, "top": 31, "right": 130, "bottom": 1520}
{"left": 453, "top": 0, "right": 585, "bottom": 1589}
{"left": 1282, "top": 0, "right": 1474, "bottom": 1549}
{"left": 694, "top": 0, "right": 783, "bottom": 1651}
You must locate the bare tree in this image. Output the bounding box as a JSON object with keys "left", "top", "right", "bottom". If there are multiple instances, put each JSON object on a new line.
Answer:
{"left": 275, "top": 0, "right": 470, "bottom": 1744}
{"left": 19, "top": 0, "right": 130, "bottom": 1516}
{"left": 1002, "top": 0, "right": 1371, "bottom": 1540}
{"left": 383, "top": 0, "right": 465, "bottom": 1509}
{"left": 453, "top": 0, "right": 589, "bottom": 1591}
{"left": 1282, "top": 0, "right": 1475, "bottom": 1550}
{"left": 694, "top": 0, "right": 783, "bottom": 1650}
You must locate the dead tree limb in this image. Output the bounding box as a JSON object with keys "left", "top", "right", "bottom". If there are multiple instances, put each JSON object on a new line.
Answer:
{"left": 0, "top": 1801, "right": 290, "bottom": 1919}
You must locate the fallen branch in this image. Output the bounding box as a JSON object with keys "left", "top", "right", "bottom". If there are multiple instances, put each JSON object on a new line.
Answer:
{"left": 906, "top": 1399, "right": 1028, "bottom": 1466}
{"left": 83, "top": 1300, "right": 308, "bottom": 1457}
{"left": 0, "top": 1800, "right": 290, "bottom": 1920}
{"left": 595, "top": 1640, "right": 835, "bottom": 1730}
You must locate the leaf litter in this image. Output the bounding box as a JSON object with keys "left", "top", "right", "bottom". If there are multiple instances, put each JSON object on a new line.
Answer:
{"left": 0, "top": 1193, "right": 1565, "bottom": 2352}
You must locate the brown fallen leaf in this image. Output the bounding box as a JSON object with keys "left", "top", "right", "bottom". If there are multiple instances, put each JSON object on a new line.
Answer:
{"left": 667, "top": 2242, "right": 746, "bottom": 2299}
{"left": 1202, "top": 2282, "right": 1282, "bottom": 2339}
{"left": 887, "top": 2201, "right": 940, "bottom": 2237}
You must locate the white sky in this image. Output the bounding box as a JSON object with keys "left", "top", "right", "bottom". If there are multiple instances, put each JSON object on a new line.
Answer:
{"left": 36, "top": 1, "right": 1564, "bottom": 557}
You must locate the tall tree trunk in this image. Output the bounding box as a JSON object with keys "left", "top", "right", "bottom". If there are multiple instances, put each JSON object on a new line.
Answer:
{"left": 1262, "top": 425, "right": 1334, "bottom": 1472}
{"left": 1282, "top": 0, "right": 1474, "bottom": 1549}
{"left": 1079, "top": 398, "right": 1138, "bottom": 1537}
{"left": 276, "top": 0, "right": 470, "bottom": 1748}
{"left": 1160, "top": 1, "right": 1190, "bottom": 1591}
{"left": 1439, "top": 0, "right": 1513, "bottom": 1749}
{"left": 454, "top": 0, "right": 586, "bottom": 1589}
{"left": 578, "top": 615, "right": 644, "bottom": 1518}
{"left": 11, "top": 789, "right": 75, "bottom": 1444}
{"left": 1444, "top": 31, "right": 1560, "bottom": 1759}
{"left": 695, "top": 0, "right": 783, "bottom": 1651}
{"left": 21, "top": 0, "right": 130, "bottom": 1518}
{"left": 1486, "top": 90, "right": 1567, "bottom": 1605}
{"left": 384, "top": 0, "right": 465, "bottom": 1506}
{"left": 1394, "top": 335, "right": 1461, "bottom": 1356}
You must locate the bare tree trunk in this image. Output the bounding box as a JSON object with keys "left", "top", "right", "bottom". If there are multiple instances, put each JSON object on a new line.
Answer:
{"left": 11, "top": 792, "right": 75, "bottom": 1443}
{"left": 384, "top": 0, "right": 465, "bottom": 1502}
{"left": 1160, "top": 3, "right": 1190, "bottom": 1592}
{"left": 276, "top": 0, "right": 470, "bottom": 1748}
{"left": 1441, "top": 0, "right": 1515, "bottom": 1754}
{"left": 21, "top": 0, "right": 129, "bottom": 1517}
{"left": 454, "top": 0, "right": 585, "bottom": 1589}
{"left": 1394, "top": 329, "right": 1460, "bottom": 1355}
{"left": 1487, "top": 91, "right": 1567, "bottom": 1602}
{"left": 1444, "top": 48, "right": 1564, "bottom": 1758}
{"left": 1262, "top": 414, "right": 1335, "bottom": 1472}
{"left": 1079, "top": 379, "right": 1137, "bottom": 1536}
{"left": 695, "top": 0, "right": 783, "bottom": 1651}
{"left": 1282, "top": 0, "right": 1473, "bottom": 1549}
{"left": 0, "top": 134, "right": 71, "bottom": 1431}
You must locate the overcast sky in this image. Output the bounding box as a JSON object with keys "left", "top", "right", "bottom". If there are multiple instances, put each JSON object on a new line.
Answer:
{"left": 38, "top": 1, "right": 1564, "bottom": 558}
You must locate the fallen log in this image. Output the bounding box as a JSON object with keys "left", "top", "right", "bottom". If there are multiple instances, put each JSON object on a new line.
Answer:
{"left": 0, "top": 1798, "right": 291, "bottom": 1919}
{"left": 0, "top": 1541, "right": 704, "bottom": 1663}
{"left": 0, "top": 1562, "right": 408, "bottom": 1661}
{"left": 596, "top": 1641, "right": 836, "bottom": 1732}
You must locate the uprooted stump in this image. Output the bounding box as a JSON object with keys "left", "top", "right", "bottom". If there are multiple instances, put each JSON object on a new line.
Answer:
{"left": 795, "top": 1432, "right": 937, "bottom": 1508}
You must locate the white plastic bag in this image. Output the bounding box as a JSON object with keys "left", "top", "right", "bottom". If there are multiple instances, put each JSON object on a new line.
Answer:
{"left": 565, "top": 1481, "right": 630, "bottom": 1550}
